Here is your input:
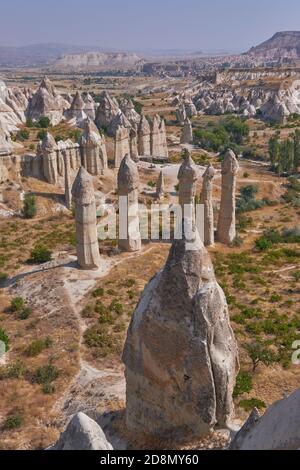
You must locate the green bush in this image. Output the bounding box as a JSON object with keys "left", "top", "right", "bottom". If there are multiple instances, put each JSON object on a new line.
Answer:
{"left": 37, "top": 129, "right": 47, "bottom": 140}
{"left": 81, "top": 305, "right": 94, "bottom": 318}
{"left": 239, "top": 398, "right": 266, "bottom": 412}
{"left": 10, "top": 296, "right": 24, "bottom": 312}
{"left": 3, "top": 412, "right": 24, "bottom": 430}
{"left": 25, "top": 339, "right": 48, "bottom": 357}
{"left": 29, "top": 245, "right": 52, "bottom": 264}
{"left": 109, "top": 299, "right": 123, "bottom": 314}
{"left": 33, "top": 364, "right": 59, "bottom": 384}
{"left": 23, "top": 194, "right": 37, "bottom": 219}
{"left": 244, "top": 341, "right": 279, "bottom": 372}
{"left": 17, "top": 129, "right": 30, "bottom": 141}
{"left": 37, "top": 116, "right": 51, "bottom": 128}
{"left": 92, "top": 288, "right": 104, "bottom": 298}
{"left": 0, "top": 360, "right": 25, "bottom": 380}
{"left": 233, "top": 371, "right": 253, "bottom": 398}
{"left": 17, "top": 307, "right": 32, "bottom": 320}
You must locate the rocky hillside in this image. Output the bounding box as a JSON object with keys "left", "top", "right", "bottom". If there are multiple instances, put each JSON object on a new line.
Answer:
{"left": 50, "top": 52, "right": 144, "bottom": 72}
{"left": 247, "top": 31, "right": 300, "bottom": 59}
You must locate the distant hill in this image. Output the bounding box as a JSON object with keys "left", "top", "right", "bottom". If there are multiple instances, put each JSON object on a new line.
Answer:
{"left": 50, "top": 51, "right": 144, "bottom": 72}
{"left": 247, "top": 31, "right": 300, "bottom": 59}
{"left": 0, "top": 43, "right": 104, "bottom": 68}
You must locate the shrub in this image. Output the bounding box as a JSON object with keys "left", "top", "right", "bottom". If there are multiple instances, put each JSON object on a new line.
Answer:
{"left": 37, "top": 129, "right": 47, "bottom": 140}
{"left": 42, "top": 383, "right": 55, "bottom": 394}
{"left": 17, "top": 129, "right": 29, "bottom": 141}
{"left": 10, "top": 296, "right": 24, "bottom": 312}
{"left": 147, "top": 180, "right": 156, "bottom": 188}
{"left": 37, "top": 116, "right": 51, "bottom": 128}
{"left": 26, "top": 118, "right": 34, "bottom": 128}
{"left": 233, "top": 371, "right": 253, "bottom": 398}
{"left": 29, "top": 245, "right": 52, "bottom": 264}
{"left": 23, "top": 194, "right": 37, "bottom": 219}
{"left": 81, "top": 305, "right": 94, "bottom": 318}
{"left": 17, "top": 307, "right": 32, "bottom": 320}
{"left": 92, "top": 288, "right": 104, "bottom": 298}
{"left": 33, "top": 364, "right": 59, "bottom": 384}
{"left": 0, "top": 360, "right": 25, "bottom": 380}
{"left": 239, "top": 398, "right": 266, "bottom": 412}
{"left": 3, "top": 412, "right": 24, "bottom": 430}
{"left": 25, "top": 339, "right": 47, "bottom": 357}
{"left": 244, "top": 341, "right": 279, "bottom": 372}
{"left": 109, "top": 299, "right": 123, "bottom": 314}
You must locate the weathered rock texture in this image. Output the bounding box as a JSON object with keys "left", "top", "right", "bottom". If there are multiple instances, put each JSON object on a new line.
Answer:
{"left": 180, "top": 117, "right": 193, "bottom": 144}
{"left": 122, "top": 229, "right": 239, "bottom": 437}
{"left": 150, "top": 115, "right": 168, "bottom": 157}
{"left": 63, "top": 148, "right": 72, "bottom": 209}
{"left": 117, "top": 154, "right": 141, "bottom": 252}
{"left": 80, "top": 118, "right": 107, "bottom": 175}
{"left": 178, "top": 150, "right": 198, "bottom": 219}
{"left": 137, "top": 115, "right": 151, "bottom": 156}
{"left": 200, "top": 164, "right": 215, "bottom": 246}
{"left": 95, "top": 91, "right": 120, "bottom": 132}
{"left": 65, "top": 91, "right": 87, "bottom": 126}
{"left": 52, "top": 412, "right": 113, "bottom": 450}
{"left": 114, "top": 125, "right": 130, "bottom": 168}
{"left": 41, "top": 132, "right": 58, "bottom": 184}
{"left": 129, "top": 127, "right": 139, "bottom": 162}
{"left": 230, "top": 387, "right": 300, "bottom": 450}
{"left": 72, "top": 167, "right": 101, "bottom": 270}
{"left": 217, "top": 149, "right": 239, "bottom": 245}
{"left": 155, "top": 170, "right": 165, "bottom": 200}
{"left": 27, "top": 76, "right": 69, "bottom": 125}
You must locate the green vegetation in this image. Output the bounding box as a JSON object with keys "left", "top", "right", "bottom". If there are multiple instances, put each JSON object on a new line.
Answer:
{"left": 10, "top": 296, "right": 24, "bottom": 312}
{"left": 193, "top": 116, "right": 249, "bottom": 153}
{"left": 237, "top": 185, "right": 276, "bottom": 213}
{"left": 268, "top": 130, "right": 300, "bottom": 175}
{"left": 255, "top": 228, "right": 300, "bottom": 251}
{"left": 37, "top": 116, "right": 51, "bottom": 129}
{"left": 282, "top": 176, "right": 300, "bottom": 207}
{"left": 245, "top": 341, "right": 279, "bottom": 372}
{"left": 233, "top": 371, "right": 253, "bottom": 398}
{"left": 17, "top": 129, "right": 30, "bottom": 141}
{"left": 0, "top": 360, "right": 25, "bottom": 380}
{"left": 29, "top": 245, "right": 52, "bottom": 264}
{"left": 33, "top": 364, "right": 59, "bottom": 385}
{"left": 25, "top": 337, "right": 52, "bottom": 357}
{"left": 23, "top": 194, "right": 37, "bottom": 219}
{"left": 239, "top": 398, "right": 266, "bottom": 412}
{"left": 3, "top": 412, "right": 24, "bottom": 430}
{"left": 37, "top": 129, "right": 47, "bottom": 140}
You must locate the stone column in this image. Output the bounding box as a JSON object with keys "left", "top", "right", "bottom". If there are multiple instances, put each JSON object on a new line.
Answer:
{"left": 217, "top": 149, "right": 239, "bottom": 245}
{"left": 200, "top": 164, "right": 215, "bottom": 246}
{"left": 117, "top": 154, "right": 141, "bottom": 252}
{"left": 155, "top": 171, "right": 165, "bottom": 201}
{"left": 180, "top": 117, "right": 193, "bottom": 144}
{"left": 71, "top": 167, "right": 101, "bottom": 270}
{"left": 63, "top": 148, "right": 72, "bottom": 210}
{"left": 150, "top": 115, "right": 161, "bottom": 157}
{"left": 114, "top": 125, "right": 130, "bottom": 168}
{"left": 122, "top": 228, "right": 239, "bottom": 437}
{"left": 138, "top": 115, "right": 151, "bottom": 156}
{"left": 129, "top": 127, "right": 139, "bottom": 162}
{"left": 159, "top": 118, "right": 168, "bottom": 158}
{"left": 177, "top": 150, "right": 198, "bottom": 223}
{"left": 80, "top": 118, "right": 107, "bottom": 175}
{"left": 41, "top": 132, "right": 58, "bottom": 184}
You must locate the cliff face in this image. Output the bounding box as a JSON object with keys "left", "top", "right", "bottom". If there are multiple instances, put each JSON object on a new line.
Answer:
{"left": 248, "top": 31, "right": 300, "bottom": 59}
{"left": 51, "top": 52, "right": 144, "bottom": 72}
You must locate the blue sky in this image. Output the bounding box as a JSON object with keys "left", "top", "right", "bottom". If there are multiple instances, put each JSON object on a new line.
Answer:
{"left": 1, "top": 0, "right": 300, "bottom": 52}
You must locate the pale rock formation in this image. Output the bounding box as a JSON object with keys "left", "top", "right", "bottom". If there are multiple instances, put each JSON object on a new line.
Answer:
{"left": 180, "top": 117, "right": 193, "bottom": 144}
{"left": 155, "top": 170, "right": 165, "bottom": 200}
{"left": 129, "top": 127, "right": 139, "bottom": 162}
{"left": 83, "top": 93, "right": 96, "bottom": 121}
{"left": 120, "top": 97, "right": 140, "bottom": 126}
{"left": 80, "top": 118, "right": 107, "bottom": 175}
{"left": 72, "top": 167, "right": 101, "bottom": 270}
{"left": 108, "top": 111, "right": 131, "bottom": 137}
{"left": 150, "top": 114, "right": 162, "bottom": 157}
{"left": 65, "top": 91, "right": 87, "bottom": 126}
{"left": 52, "top": 412, "right": 113, "bottom": 450}
{"left": 41, "top": 132, "right": 58, "bottom": 184}
{"left": 27, "top": 76, "right": 69, "bottom": 125}
{"left": 217, "top": 149, "right": 239, "bottom": 245}
{"left": 63, "top": 148, "right": 72, "bottom": 210}
{"left": 0, "top": 122, "right": 12, "bottom": 156}
{"left": 178, "top": 150, "right": 198, "bottom": 218}
{"left": 117, "top": 154, "right": 141, "bottom": 252}
{"left": 122, "top": 228, "right": 239, "bottom": 437}
{"left": 158, "top": 118, "right": 168, "bottom": 158}
{"left": 114, "top": 125, "right": 130, "bottom": 168}
{"left": 95, "top": 91, "right": 120, "bottom": 132}
{"left": 176, "top": 104, "right": 186, "bottom": 125}
{"left": 230, "top": 387, "right": 300, "bottom": 450}
{"left": 185, "top": 99, "right": 197, "bottom": 118}
{"left": 137, "top": 114, "right": 151, "bottom": 156}
{"left": 200, "top": 164, "right": 215, "bottom": 246}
